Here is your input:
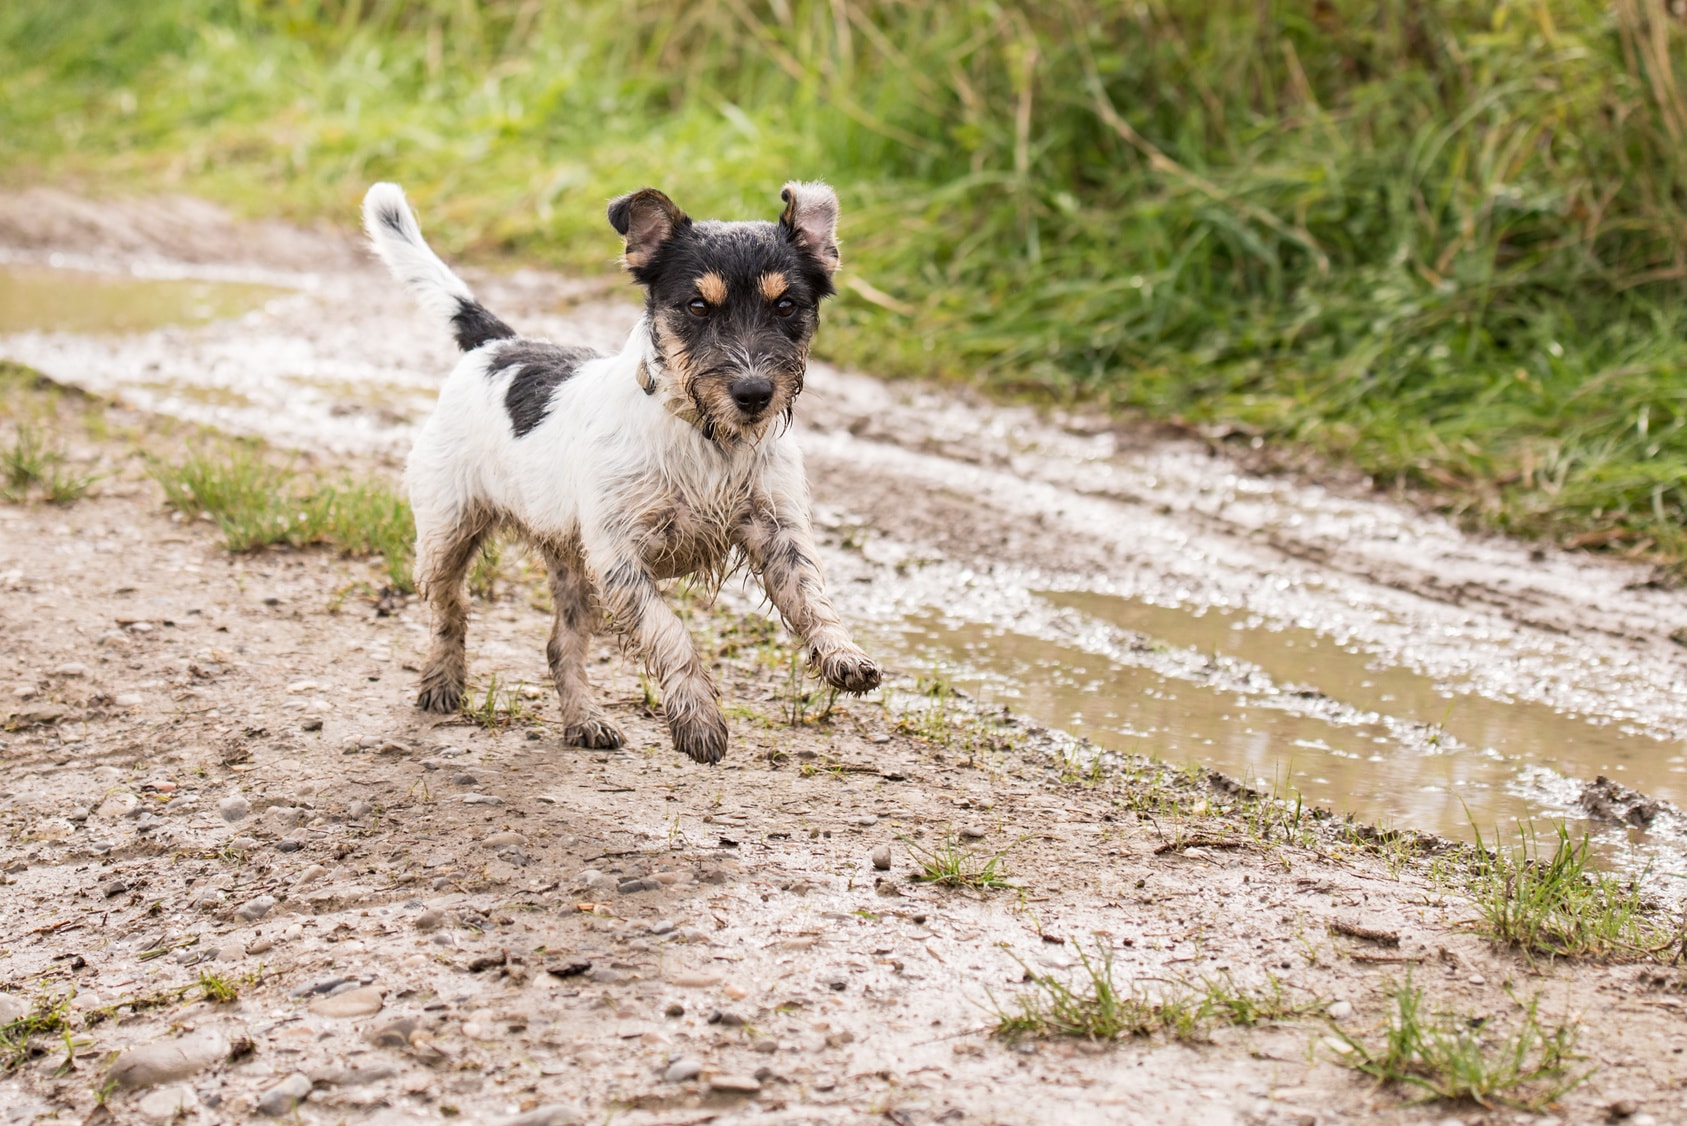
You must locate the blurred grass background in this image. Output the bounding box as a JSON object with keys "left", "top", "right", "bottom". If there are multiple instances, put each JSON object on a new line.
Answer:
{"left": 3, "top": 0, "right": 1686, "bottom": 565}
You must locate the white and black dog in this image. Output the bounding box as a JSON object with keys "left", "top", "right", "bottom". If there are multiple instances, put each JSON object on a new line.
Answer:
{"left": 362, "top": 181, "right": 880, "bottom": 764}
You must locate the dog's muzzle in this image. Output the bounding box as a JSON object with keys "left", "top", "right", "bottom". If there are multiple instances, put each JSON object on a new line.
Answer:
{"left": 729, "top": 374, "right": 775, "bottom": 418}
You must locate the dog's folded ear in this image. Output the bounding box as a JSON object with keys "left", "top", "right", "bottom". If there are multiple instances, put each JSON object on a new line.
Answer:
{"left": 608, "top": 189, "right": 689, "bottom": 270}
{"left": 779, "top": 181, "right": 841, "bottom": 275}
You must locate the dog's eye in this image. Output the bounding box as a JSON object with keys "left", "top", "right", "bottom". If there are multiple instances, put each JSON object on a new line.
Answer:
{"left": 773, "top": 297, "right": 797, "bottom": 318}
{"left": 686, "top": 298, "right": 710, "bottom": 318}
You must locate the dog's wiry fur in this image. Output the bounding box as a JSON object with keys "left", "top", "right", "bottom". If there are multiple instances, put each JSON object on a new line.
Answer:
{"left": 362, "top": 181, "right": 880, "bottom": 764}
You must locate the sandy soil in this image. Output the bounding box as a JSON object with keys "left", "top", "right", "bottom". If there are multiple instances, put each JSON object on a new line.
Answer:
{"left": 1, "top": 191, "right": 1685, "bottom": 1125}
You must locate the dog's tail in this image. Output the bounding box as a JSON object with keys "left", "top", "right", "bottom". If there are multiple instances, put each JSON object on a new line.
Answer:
{"left": 362, "top": 182, "right": 516, "bottom": 353}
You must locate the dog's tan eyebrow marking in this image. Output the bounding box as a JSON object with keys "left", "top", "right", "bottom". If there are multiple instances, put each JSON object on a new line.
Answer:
{"left": 757, "top": 272, "right": 790, "bottom": 301}
{"left": 696, "top": 272, "right": 728, "bottom": 305}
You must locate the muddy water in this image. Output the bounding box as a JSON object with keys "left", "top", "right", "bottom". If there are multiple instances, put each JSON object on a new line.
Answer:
{"left": 6, "top": 245, "right": 1687, "bottom": 874}
{"left": 0, "top": 263, "right": 286, "bottom": 334}
{"left": 889, "top": 593, "right": 1687, "bottom": 847}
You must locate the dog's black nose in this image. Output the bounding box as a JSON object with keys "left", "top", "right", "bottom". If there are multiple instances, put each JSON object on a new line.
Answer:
{"left": 730, "top": 376, "right": 774, "bottom": 415}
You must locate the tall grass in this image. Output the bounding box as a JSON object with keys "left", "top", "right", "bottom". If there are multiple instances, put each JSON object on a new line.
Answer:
{"left": 5, "top": 1, "right": 1687, "bottom": 561}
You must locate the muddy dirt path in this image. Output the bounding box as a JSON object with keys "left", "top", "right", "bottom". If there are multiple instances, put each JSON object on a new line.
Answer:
{"left": 2, "top": 189, "right": 1687, "bottom": 1126}
{"left": 4, "top": 187, "right": 1686, "bottom": 866}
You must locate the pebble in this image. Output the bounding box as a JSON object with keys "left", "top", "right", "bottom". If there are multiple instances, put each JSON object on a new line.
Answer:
{"left": 484, "top": 831, "right": 528, "bottom": 848}
{"left": 648, "top": 919, "right": 675, "bottom": 936}
{"left": 308, "top": 985, "right": 384, "bottom": 1018}
{"left": 1608, "top": 1100, "right": 1641, "bottom": 1120}
{"left": 958, "top": 825, "right": 986, "bottom": 840}
{"left": 0, "top": 995, "right": 29, "bottom": 1023}
{"left": 268, "top": 806, "right": 304, "bottom": 830}
{"left": 105, "top": 1032, "right": 230, "bottom": 1089}
{"left": 495, "top": 1105, "right": 584, "bottom": 1126}
{"left": 366, "top": 1016, "right": 418, "bottom": 1049}
{"left": 137, "top": 1086, "right": 198, "bottom": 1120}
{"left": 857, "top": 814, "right": 878, "bottom": 827}
{"left": 709, "top": 1074, "right": 762, "bottom": 1094}
{"left": 275, "top": 839, "right": 303, "bottom": 853}
{"left": 1327, "top": 1000, "right": 1353, "bottom": 1020}
{"left": 114, "top": 693, "right": 144, "bottom": 708}
{"left": 294, "top": 864, "right": 329, "bottom": 886}
{"left": 218, "top": 796, "right": 251, "bottom": 822}
{"left": 67, "top": 806, "right": 90, "bottom": 822}
{"left": 1467, "top": 974, "right": 1486, "bottom": 986}
{"left": 664, "top": 1057, "right": 702, "bottom": 1083}
{"left": 96, "top": 793, "right": 138, "bottom": 819}
{"left": 414, "top": 908, "right": 445, "bottom": 932}
{"left": 237, "top": 895, "right": 277, "bottom": 922}
{"left": 256, "top": 1073, "right": 313, "bottom": 1116}
{"left": 52, "top": 662, "right": 89, "bottom": 677}
{"left": 664, "top": 1003, "right": 685, "bottom": 1018}
{"left": 347, "top": 799, "right": 373, "bottom": 819}
{"left": 463, "top": 793, "right": 504, "bottom": 806}
{"left": 871, "top": 845, "right": 891, "bottom": 871}
{"left": 246, "top": 936, "right": 275, "bottom": 955}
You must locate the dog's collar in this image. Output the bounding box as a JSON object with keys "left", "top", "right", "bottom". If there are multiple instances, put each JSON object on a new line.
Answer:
{"left": 636, "top": 358, "right": 713, "bottom": 436}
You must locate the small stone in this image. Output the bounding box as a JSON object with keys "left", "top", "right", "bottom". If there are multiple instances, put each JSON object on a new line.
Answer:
{"left": 309, "top": 985, "right": 384, "bottom": 1018}
{"left": 483, "top": 830, "right": 528, "bottom": 848}
{"left": 664, "top": 1057, "right": 702, "bottom": 1083}
{"left": 414, "top": 908, "right": 445, "bottom": 932}
{"left": 138, "top": 1085, "right": 198, "bottom": 1120}
{"left": 1467, "top": 974, "right": 1486, "bottom": 986}
{"left": 237, "top": 895, "right": 277, "bottom": 921}
{"left": 106, "top": 1032, "right": 230, "bottom": 1090}
{"left": 871, "top": 845, "right": 891, "bottom": 871}
{"left": 463, "top": 793, "right": 504, "bottom": 806}
{"left": 1608, "top": 1099, "right": 1641, "bottom": 1120}
{"left": 752, "top": 1039, "right": 778, "bottom": 1054}
{"left": 218, "top": 796, "right": 251, "bottom": 822}
{"left": 114, "top": 693, "right": 145, "bottom": 708}
{"left": 275, "top": 839, "right": 303, "bottom": 853}
{"left": 0, "top": 995, "right": 29, "bottom": 1023}
{"left": 299, "top": 716, "right": 323, "bottom": 732}
{"left": 102, "top": 879, "right": 129, "bottom": 898}
{"left": 366, "top": 1016, "right": 418, "bottom": 1049}
{"left": 284, "top": 680, "right": 320, "bottom": 694}
{"left": 857, "top": 814, "right": 878, "bottom": 827}
{"left": 664, "top": 1002, "right": 685, "bottom": 1018}
{"left": 67, "top": 806, "right": 90, "bottom": 822}
{"left": 958, "top": 825, "right": 986, "bottom": 841}
{"left": 256, "top": 1073, "right": 312, "bottom": 1116}
{"left": 347, "top": 799, "right": 373, "bottom": 819}
{"left": 648, "top": 919, "right": 675, "bottom": 935}
{"left": 1327, "top": 1000, "right": 1354, "bottom": 1020}
{"left": 709, "top": 1073, "right": 762, "bottom": 1094}
{"left": 52, "top": 662, "right": 89, "bottom": 678}
{"left": 294, "top": 864, "right": 329, "bottom": 886}
{"left": 453, "top": 773, "right": 479, "bottom": 786}
{"left": 96, "top": 793, "right": 138, "bottom": 819}
{"left": 267, "top": 806, "right": 303, "bottom": 830}
{"left": 246, "top": 937, "right": 274, "bottom": 955}
{"left": 495, "top": 1105, "right": 584, "bottom": 1126}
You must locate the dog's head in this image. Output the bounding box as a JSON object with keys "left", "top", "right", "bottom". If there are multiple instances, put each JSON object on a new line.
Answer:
{"left": 608, "top": 182, "right": 840, "bottom": 442}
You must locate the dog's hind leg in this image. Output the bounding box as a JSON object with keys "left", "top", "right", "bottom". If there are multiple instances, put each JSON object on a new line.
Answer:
{"left": 414, "top": 512, "right": 491, "bottom": 714}
{"left": 541, "top": 543, "right": 624, "bottom": 749}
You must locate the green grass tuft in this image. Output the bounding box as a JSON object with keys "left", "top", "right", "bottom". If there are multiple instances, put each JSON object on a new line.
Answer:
{"left": 150, "top": 442, "right": 414, "bottom": 591}
{"left": 1328, "top": 976, "right": 1591, "bottom": 1111}
{"left": 905, "top": 835, "right": 1013, "bottom": 891}
{"left": 1466, "top": 822, "right": 1682, "bottom": 963}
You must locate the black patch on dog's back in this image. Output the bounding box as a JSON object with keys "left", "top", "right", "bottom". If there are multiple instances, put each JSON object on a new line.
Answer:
{"left": 490, "top": 342, "right": 599, "bottom": 437}
{"left": 452, "top": 297, "right": 518, "bottom": 353}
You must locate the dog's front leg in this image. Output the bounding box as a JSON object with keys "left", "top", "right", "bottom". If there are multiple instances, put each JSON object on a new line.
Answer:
{"left": 737, "top": 496, "right": 881, "bottom": 695}
{"left": 589, "top": 549, "right": 728, "bottom": 764}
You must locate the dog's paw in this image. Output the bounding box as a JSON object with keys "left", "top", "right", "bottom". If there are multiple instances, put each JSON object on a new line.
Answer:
{"left": 670, "top": 711, "right": 728, "bottom": 765}
{"left": 563, "top": 718, "right": 625, "bottom": 750}
{"left": 815, "top": 647, "right": 881, "bottom": 694}
{"left": 416, "top": 679, "right": 464, "bottom": 714}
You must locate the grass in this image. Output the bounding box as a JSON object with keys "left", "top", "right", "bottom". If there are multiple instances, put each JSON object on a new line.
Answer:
{"left": 1329, "top": 976, "right": 1590, "bottom": 1111}
{"left": 2, "top": 424, "right": 96, "bottom": 504}
{"left": 7, "top": 2, "right": 1687, "bottom": 566}
{"left": 150, "top": 441, "right": 414, "bottom": 591}
{"left": 0, "top": 992, "right": 73, "bottom": 1071}
{"left": 992, "top": 943, "right": 1317, "bottom": 1042}
{"left": 904, "top": 834, "right": 1013, "bottom": 891}
{"left": 1466, "top": 821, "right": 1683, "bottom": 963}
{"left": 459, "top": 673, "right": 536, "bottom": 729}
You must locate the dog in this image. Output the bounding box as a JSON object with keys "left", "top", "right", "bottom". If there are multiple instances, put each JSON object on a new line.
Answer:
{"left": 361, "top": 180, "right": 881, "bottom": 764}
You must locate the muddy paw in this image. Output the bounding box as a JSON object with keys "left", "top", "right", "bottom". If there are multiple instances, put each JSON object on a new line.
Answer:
{"left": 670, "top": 711, "right": 728, "bottom": 765}
{"left": 815, "top": 647, "right": 881, "bottom": 694}
{"left": 563, "top": 718, "right": 626, "bottom": 750}
{"left": 416, "top": 679, "right": 464, "bottom": 714}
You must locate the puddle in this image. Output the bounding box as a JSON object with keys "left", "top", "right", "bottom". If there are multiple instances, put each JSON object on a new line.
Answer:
{"left": 888, "top": 592, "right": 1687, "bottom": 849}
{"left": 0, "top": 265, "right": 287, "bottom": 334}
{"left": 1047, "top": 591, "right": 1687, "bottom": 811}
